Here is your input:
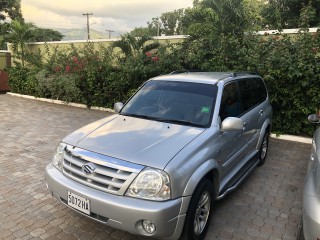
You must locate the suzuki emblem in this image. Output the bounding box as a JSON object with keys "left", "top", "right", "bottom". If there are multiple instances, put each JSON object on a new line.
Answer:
{"left": 81, "top": 162, "right": 96, "bottom": 174}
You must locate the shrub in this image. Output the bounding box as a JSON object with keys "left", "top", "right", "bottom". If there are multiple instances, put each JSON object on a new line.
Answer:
{"left": 8, "top": 65, "right": 38, "bottom": 95}
{"left": 35, "top": 69, "right": 82, "bottom": 103}
{"left": 7, "top": 31, "right": 320, "bottom": 135}
{"left": 256, "top": 32, "right": 320, "bottom": 135}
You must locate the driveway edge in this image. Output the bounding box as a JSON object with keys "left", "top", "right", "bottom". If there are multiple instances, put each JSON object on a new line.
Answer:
{"left": 271, "top": 134, "right": 312, "bottom": 144}
{"left": 6, "top": 92, "right": 114, "bottom": 113}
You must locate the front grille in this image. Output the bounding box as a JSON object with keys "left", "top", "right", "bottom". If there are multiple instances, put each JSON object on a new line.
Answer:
{"left": 62, "top": 145, "right": 144, "bottom": 195}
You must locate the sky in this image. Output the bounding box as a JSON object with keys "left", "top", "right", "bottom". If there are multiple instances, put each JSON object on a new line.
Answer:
{"left": 21, "top": 0, "right": 193, "bottom": 34}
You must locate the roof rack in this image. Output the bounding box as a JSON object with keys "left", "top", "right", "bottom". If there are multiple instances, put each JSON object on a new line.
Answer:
{"left": 169, "top": 70, "right": 259, "bottom": 77}
{"left": 170, "top": 69, "right": 203, "bottom": 74}
{"left": 232, "top": 72, "right": 258, "bottom": 77}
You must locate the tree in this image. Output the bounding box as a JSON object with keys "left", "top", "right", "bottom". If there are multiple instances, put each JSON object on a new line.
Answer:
{"left": 6, "top": 20, "right": 36, "bottom": 66}
{"left": 0, "top": 22, "right": 10, "bottom": 49}
{"left": 243, "top": 0, "right": 265, "bottom": 30}
{"left": 0, "top": 0, "right": 23, "bottom": 21}
{"left": 181, "top": 0, "right": 248, "bottom": 38}
{"left": 0, "top": 0, "right": 23, "bottom": 49}
{"left": 178, "top": 0, "right": 254, "bottom": 71}
{"left": 261, "top": 0, "right": 320, "bottom": 29}
{"left": 29, "top": 28, "right": 64, "bottom": 42}
{"left": 147, "top": 9, "right": 186, "bottom": 36}
{"left": 201, "top": 0, "right": 248, "bottom": 35}
{"left": 130, "top": 27, "right": 152, "bottom": 37}
{"left": 160, "top": 9, "right": 185, "bottom": 35}
{"left": 299, "top": 1, "right": 318, "bottom": 28}
{"left": 147, "top": 17, "right": 161, "bottom": 36}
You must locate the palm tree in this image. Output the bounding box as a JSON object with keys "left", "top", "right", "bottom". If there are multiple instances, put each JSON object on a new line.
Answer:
{"left": 180, "top": 0, "right": 250, "bottom": 70}
{"left": 6, "top": 20, "right": 35, "bottom": 66}
{"left": 112, "top": 33, "right": 160, "bottom": 59}
{"left": 195, "top": 0, "right": 247, "bottom": 36}
{"left": 0, "top": 22, "right": 9, "bottom": 49}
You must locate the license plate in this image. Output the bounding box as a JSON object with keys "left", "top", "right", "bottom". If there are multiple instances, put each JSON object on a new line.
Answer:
{"left": 67, "top": 191, "right": 90, "bottom": 215}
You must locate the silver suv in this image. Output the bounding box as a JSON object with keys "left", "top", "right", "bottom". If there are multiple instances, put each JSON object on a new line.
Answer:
{"left": 45, "top": 71, "right": 272, "bottom": 240}
{"left": 303, "top": 113, "right": 320, "bottom": 240}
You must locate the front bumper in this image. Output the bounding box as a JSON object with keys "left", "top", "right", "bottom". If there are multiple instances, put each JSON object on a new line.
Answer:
{"left": 45, "top": 164, "right": 189, "bottom": 239}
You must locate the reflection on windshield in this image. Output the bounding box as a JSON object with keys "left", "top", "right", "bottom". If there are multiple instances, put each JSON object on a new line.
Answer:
{"left": 121, "top": 80, "right": 218, "bottom": 128}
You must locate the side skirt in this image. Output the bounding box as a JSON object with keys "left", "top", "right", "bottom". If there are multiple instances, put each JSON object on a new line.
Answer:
{"left": 216, "top": 155, "right": 259, "bottom": 200}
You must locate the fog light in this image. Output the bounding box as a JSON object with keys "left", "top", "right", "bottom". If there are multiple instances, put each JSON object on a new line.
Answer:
{"left": 142, "top": 220, "right": 156, "bottom": 234}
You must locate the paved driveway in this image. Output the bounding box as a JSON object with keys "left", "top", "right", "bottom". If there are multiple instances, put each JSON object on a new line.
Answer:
{"left": 0, "top": 94, "right": 310, "bottom": 240}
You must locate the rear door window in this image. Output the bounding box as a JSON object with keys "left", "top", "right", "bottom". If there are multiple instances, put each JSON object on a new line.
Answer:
{"left": 238, "top": 78, "right": 267, "bottom": 113}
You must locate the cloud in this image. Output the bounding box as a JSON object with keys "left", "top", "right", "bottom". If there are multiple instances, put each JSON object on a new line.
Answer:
{"left": 21, "top": 0, "right": 193, "bottom": 32}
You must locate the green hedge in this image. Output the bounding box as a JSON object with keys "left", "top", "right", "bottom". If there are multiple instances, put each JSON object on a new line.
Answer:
{"left": 8, "top": 32, "right": 320, "bottom": 136}
{"left": 257, "top": 33, "right": 320, "bottom": 135}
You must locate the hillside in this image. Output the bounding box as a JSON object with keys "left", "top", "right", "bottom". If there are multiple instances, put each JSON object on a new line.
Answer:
{"left": 55, "top": 28, "right": 118, "bottom": 41}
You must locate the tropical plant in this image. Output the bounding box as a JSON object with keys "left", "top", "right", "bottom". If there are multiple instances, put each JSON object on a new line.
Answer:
{"left": 261, "top": 0, "right": 320, "bottom": 29}
{"left": 184, "top": 0, "right": 248, "bottom": 37}
{"left": 112, "top": 33, "right": 160, "bottom": 60}
{"left": 0, "top": 22, "right": 10, "bottom": 49}
{"left": 6, "top": 20, "right": 35, "bottom": 66}
{"left": 179, "top": 0, "right": 251, "bottom": 71}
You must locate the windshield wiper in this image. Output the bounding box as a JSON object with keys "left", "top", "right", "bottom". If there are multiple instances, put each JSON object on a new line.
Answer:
{"left": 120, "top": 113, "right": 204, "bottom": 128}
{"left": 119, "top": 113, "right": 154, "bottom": 120}
{"left": 157, "top": 118, "right": 204, "bottom": 128}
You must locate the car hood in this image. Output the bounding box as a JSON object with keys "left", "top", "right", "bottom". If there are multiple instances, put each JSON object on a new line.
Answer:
{"left": 63, "top": 114, "right": 205, "bottom": 169}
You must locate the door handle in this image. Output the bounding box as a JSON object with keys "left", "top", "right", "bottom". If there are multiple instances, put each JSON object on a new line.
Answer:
{"left": 259, "top": 110, "right": 264, "bottom": 115}
{"left": 243, "top": 122, "right": 247, "bottom": 130}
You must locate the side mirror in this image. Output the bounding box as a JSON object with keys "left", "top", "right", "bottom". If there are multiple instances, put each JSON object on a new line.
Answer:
{"left": 114, "top": 102, "right": 124, "bottom": 113}
{"left": 308, "top": 114, "right": 320, "bottom": 124}
{"left": 221, "top": 117, "right": 244, "bottom": 131}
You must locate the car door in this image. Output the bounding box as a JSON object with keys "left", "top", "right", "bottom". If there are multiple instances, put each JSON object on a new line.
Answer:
{"left": 237, "top": 78, "right": 268, "bottom": 154}
{"left": 217, "top": 81, "right": 247, "bottom": 177}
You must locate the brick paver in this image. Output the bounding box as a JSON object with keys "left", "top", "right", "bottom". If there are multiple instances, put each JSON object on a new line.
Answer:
{"left": 0, "top": 94, "right": 310, "bottom": 239}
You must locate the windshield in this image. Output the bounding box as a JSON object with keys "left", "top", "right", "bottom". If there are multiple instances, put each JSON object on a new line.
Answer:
{"left": 121, "top": 80, "right": 218, "bottom": 128}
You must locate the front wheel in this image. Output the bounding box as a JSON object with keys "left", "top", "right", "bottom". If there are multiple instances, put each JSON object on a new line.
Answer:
{"left": 180, "top": 179, "right": 214, "bottom": 240}
{"left": 258, "top": 131, "right": 269, "bottom": 166}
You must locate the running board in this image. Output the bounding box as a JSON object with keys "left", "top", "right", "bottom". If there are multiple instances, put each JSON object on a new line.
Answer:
{"left": 216, "top": 157, "right": 259, "bottom": 200}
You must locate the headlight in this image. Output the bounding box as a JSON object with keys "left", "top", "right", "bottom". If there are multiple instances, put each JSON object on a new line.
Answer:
{"left": 125, "top": 168, "right": 171, "bottom": 201}
{"left": 52, "top": 143, "right": 66, "bottom": 171}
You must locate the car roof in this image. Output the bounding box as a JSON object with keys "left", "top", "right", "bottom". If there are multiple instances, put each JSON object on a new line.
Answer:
{"left": 150, "top": 72, "right": 260, "bottom": 85}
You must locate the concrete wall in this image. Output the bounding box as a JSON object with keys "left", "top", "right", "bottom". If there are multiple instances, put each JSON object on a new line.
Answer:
{"left": 0, "top": 51, "right": 11, "bottom": 70}
{"left": 6, "top": 35, "right": 188, "bottom": 64}
{"left": 5, "top": 28, "right": 318, "bottom": 65}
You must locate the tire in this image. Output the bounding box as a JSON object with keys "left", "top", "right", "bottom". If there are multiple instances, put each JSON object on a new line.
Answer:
{"left": 258, "top": 131, "right": 269, "bottom": 166}
{"left": 180, "top": 179, "right": 214, "bottom": 240}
